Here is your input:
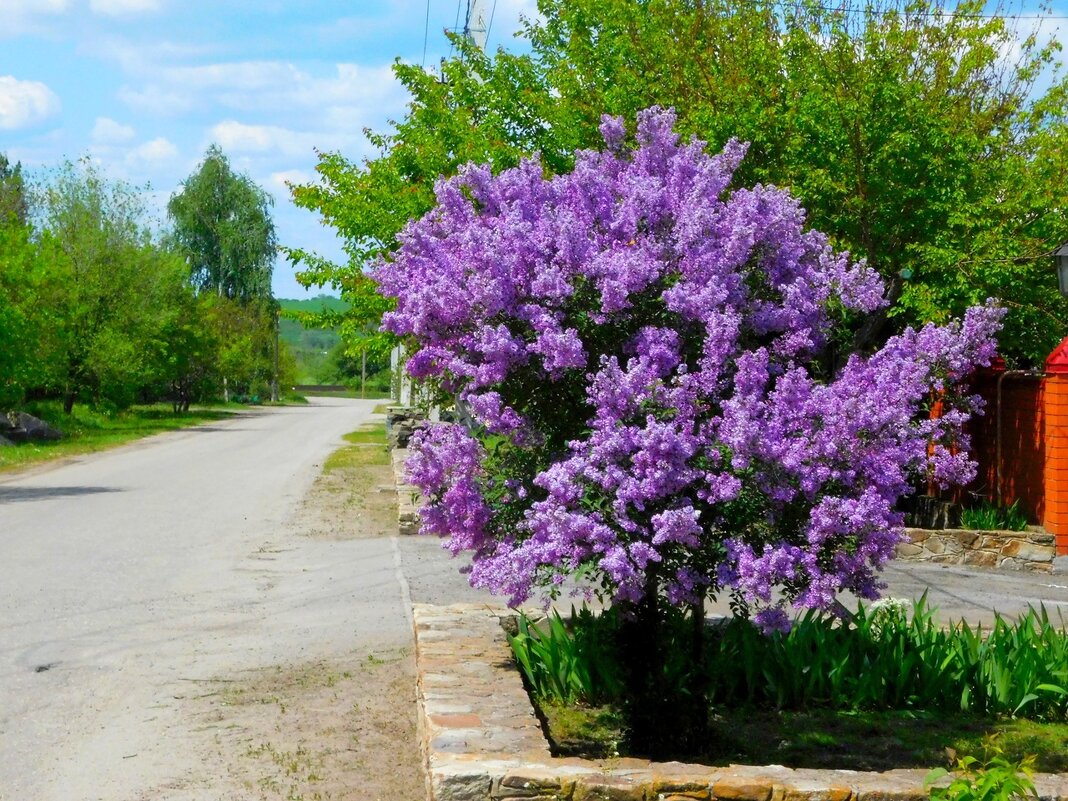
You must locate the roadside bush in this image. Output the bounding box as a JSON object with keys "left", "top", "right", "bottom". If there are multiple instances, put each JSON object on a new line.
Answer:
{"left": 388, "top": 107, "right": 1003, "bottom": 753}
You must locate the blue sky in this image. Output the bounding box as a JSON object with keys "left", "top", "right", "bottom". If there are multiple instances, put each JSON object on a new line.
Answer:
{"left": 0, "top": 0, "right": 537, "bottom": 298}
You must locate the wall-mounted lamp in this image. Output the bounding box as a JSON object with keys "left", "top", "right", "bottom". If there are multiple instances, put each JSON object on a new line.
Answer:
{"left": 1055, "top": 241, "right": 1068, "bottom": 297}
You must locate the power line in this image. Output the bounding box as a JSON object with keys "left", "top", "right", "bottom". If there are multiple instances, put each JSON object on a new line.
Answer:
{"left": 486, "top": 0, "right": 499, "bottom": 47}
{"left": 421, "top": 0, "right": 431, "bottom": 68}
{"left": 773, "top": 0, "right": 1068, "bottom": 22}
{"left": 448, "top": 0, "right": 463, "bottom": 60}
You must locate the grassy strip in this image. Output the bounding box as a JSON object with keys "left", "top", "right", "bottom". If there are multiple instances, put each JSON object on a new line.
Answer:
{"left": 305, "top": 420, "right": 396, "bottom": 539}
{"left": 322, "top": 423, "right": 389, "bottom": 472}
{"left": 303, "top": 389, "right": 393, "bottom": 400}
{"left": 540, "top": 702, "right": 1068, "bottom": 773}
{"left": 0, "top": 401, "right": 238, "bottom": 473}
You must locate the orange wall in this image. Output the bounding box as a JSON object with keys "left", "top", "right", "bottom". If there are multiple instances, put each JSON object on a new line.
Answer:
{"left": 966, "top": 371, "right": 1045, "bottom": 525}
{"left": 1042, "top": 375, "right": 1068, "bottom": 552}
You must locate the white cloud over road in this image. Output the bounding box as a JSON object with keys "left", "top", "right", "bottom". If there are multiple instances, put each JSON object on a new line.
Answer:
{"left": 126, "top": 136, "right": 178, "bottom": 165}
{"left": 0, "top": 76, "right": 61, "bottom": 130}
{"left": 208, "top": 121, "right": 326, "bottom": 157}
{"left": 91, "top": 116, "right": 136, "bottom": 143}
{"left": 268, "top": 169, "right": 316, "bottom": 195}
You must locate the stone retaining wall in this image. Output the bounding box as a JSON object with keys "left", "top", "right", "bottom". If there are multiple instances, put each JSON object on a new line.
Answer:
{"left": 393, "top": 448, "right": 422, "bottom": 535}
{"left": 897, "top": 528, "right": 1057, "bottom": 572}
{"left": 414, "top": 604, "right": 1068, "bottom": 801}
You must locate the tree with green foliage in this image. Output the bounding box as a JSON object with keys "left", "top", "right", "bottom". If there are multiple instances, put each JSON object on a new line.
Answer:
{"left": 0, "top": 153, "right": 28, "bottom": 225}
{"left": 36, "top": 160, "right": 192, "bottom": 413}
{"left": 168, "top": 145, "right": 277, "bottom": 302}
{"left": 290, "top": 0, "right": 1068, "bottom": 366}
{"left": 205, "top": 296, "right": 282, "bottom": 398}
{"left": 0, "top": 219, "right": 46, "bottom": 410}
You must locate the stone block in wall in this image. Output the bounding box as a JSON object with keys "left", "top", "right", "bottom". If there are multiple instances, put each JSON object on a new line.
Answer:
{"left": 963, "top": 551, "right": 998, "bottom": 568}
{"left": 923, "top": 537, "right": 946, "bottom": 555}
{"left": 1000, "top": 540, "right": 1056, "bottom": 562}
{"left": 929, "top": 553, "right": 960, "bottom": 564}
{"left": 1028, "top": 531, "right": 1055, "bottom": 545}
{"left": 895, "top": 543, "right": 923, "bottom": 558}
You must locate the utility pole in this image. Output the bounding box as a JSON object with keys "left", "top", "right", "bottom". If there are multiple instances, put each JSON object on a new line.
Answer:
{"left": 387, "top": 1, "right": 490, "bottom": 409}
{"left": 271, "top": 307, "right": 280, "bottom": 403}
{"left": 463, "top": 0, "right": 489, "bottom": 51}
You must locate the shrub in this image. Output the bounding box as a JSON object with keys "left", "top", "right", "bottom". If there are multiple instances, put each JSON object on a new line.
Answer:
{"left": 379, "top": 107, "right": 1002, "bottom": 630}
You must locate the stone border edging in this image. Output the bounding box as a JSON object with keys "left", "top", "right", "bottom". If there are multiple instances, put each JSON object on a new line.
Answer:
{"left": 414, "top": 603, "right": 1068, "bottom": 801}
{"left": 898, "top": 528, "right": 1059, "bottom": 573}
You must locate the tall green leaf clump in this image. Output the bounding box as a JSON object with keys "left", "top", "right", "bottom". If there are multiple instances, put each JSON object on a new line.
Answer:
{"left": 511, "top": 599, "right": 1068, "bottom": 720}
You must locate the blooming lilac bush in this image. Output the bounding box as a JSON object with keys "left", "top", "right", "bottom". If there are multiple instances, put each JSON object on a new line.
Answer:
{"left": 377, "top": 107, "right": 1003, "bottom": 629}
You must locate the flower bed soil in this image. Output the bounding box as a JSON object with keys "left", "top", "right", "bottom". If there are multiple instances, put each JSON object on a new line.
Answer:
{"left": 538, "top": 700, "right": 1068, "bottom": 774}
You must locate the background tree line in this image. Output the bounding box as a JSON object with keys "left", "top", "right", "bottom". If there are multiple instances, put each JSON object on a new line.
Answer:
{"left": 289, "top": 0, "right": 1068, "bottom": 368}
{"left": 0, "top": 147, "right": 289, "bottom": 417}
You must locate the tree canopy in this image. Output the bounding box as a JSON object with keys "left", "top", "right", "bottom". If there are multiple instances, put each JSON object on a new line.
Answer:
{"left": 34, "top": 160, "right": 191, "bottom": 412}
{"left": 0, "top": 156, "right": 290, "bottom": 417}
{"left": 0, "top": 153, "right": 28, "bottom": 226}
{"left": 291, "top": 0, "right": 1068, "bottom": 366}
{"left": 169, "top": 145, "right": 277, "bottom": 302}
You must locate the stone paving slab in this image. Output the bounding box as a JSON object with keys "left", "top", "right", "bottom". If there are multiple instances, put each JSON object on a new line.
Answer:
{"left": 414, "top": 604, "right": 1068, "bottom": 801}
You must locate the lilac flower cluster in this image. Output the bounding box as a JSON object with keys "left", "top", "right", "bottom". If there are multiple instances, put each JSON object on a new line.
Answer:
{"left": 376, "top": 107, "right": 1003, "bottom": 627}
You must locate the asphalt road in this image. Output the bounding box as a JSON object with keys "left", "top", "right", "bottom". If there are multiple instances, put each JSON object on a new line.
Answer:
{"left": 0, "top": 398, "right": 488, "bottom": 800}
{"left": 3, "top": 398, "right": 1068, "bottom": 799}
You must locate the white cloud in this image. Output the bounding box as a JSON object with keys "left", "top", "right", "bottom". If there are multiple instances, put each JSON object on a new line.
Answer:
{"left": 209, "top": 121, "right": 323, "bottom": 158}
{"left": 268, "top": 169, "right": 315, "bottom": 194}
{"left": 117, "top": 58, "right": 403, "bottom": 129}
{"left": 92, "top": 116, "right": 136, "bottom": 143}
{"left": 0, "top": 76, "right": 61, "bottom": 130}
{"left": 0, "top": 0, "right": 67, "bottom": 11}
{"left": 0, "top": 0, "right": 69, "bottom": 37}
{"left": 89, "top": 0, "right": 160, "bottom": 15}
{"left": 162, "top": 61, "right": 400, "bottom": 113}
{"left": 126, "top": 136, "right": 178, "bottom": 165}
{"left": 117, "top": 84, "right": 194, "bottom": 116}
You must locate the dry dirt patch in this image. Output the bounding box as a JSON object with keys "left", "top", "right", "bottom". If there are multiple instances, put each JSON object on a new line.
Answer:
{"left": 193, "top": 648, "right": 422, "bottom": 801}
{"left": 298, "top": 422, "right": 397, "bottom": 540}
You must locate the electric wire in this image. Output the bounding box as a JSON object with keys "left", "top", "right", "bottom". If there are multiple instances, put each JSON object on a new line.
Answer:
{"left": 772, "top": 0, "right": 1068, "bottom": 22}
{"left": 421, "top": 0, "right": 431, "bottom": 68}
{"left": 448, "top": 0, "right": 463, "bottom": 60}
{"left": 486, "top": 0, "right": 499, "bottom": 48}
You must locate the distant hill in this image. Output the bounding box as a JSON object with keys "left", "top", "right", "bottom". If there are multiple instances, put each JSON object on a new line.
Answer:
{"left": 277, "top": 295, "right": 349, "bottom": 383}
{"left": 278, "top": 296, "right": 349, "bottom": 315}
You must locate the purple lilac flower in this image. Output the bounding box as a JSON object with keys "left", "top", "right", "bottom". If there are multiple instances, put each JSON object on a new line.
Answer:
{"left": 383, "top": 107, "right": 1004, "bottom": 626}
